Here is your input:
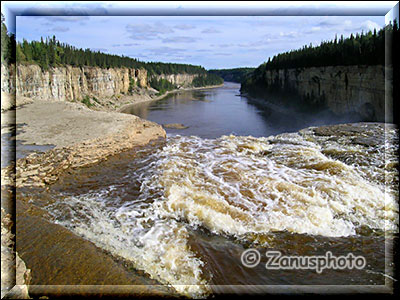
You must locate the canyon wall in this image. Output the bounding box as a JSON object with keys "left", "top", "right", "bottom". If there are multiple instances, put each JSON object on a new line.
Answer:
{"left": 153, "top": 73, "right": 199, "bottom": 88}
{"left": 242, "top": 65, "right": 386, "bottom": 122}
{"left": 2, "top": 64, "right": 147, "bottom": 103}
{"left": 1, "top": 64, "right": 207, "bottom": 111}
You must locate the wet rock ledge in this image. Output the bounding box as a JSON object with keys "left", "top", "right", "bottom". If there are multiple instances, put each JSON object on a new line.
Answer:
{"left": 1, "top": 100, "right": 168, "bottom": 298}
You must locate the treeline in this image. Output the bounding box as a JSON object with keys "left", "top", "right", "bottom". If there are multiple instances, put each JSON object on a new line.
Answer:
{"left": 242, "top": 21, "right": 399, "bottom": 92}
{"left": 14, "top": 35, "right": 211, "bottom": 76}
{"left": 208, "top": 67, "right": 255, "bottom": 83}
{"left": 1, "top": 14, "right": 15, "bottom": 64}
{"left": 15, "top": 36, "right": 142, "bottom": 70}
{"left": 191, "top": 73, "right": 223, "bottom": 87}
{"left": 149, "top": 78, "right": 177, "bottom": 95}
{"left": 1, "top": 15, "right": 216, "bottom": 78}
{"left": 145, "top": 62, "right": 209, "bottom": 76}
{"left": 260, "top": 23, "right": 398, "bottom": 70}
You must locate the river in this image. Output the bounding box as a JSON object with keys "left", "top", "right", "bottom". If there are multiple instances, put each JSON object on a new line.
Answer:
{"left": 121, "top": 82, "right": 357, "bottom": 138}
{"left": 17, "top": 82, "right": 398, "bottom": 298}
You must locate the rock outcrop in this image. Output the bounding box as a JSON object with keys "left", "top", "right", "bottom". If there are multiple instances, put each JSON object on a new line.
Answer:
{"left": 153, "top": 73, "right": 198, "bottom": 88}
{"left": 1, "top": 64, "right": 148, "bottom": 109}
{"left": 1, "top": 64, "right": 210, "bottom": 110}
{"left": 1, "top": 64, "right": 17, "bottom": 111}
{"left": 14, "top": 64, "right": 147, "bottom": 101}
{"left": 242, "top": 65, "right": 386, "bottom": 122}
{"left": 1, "top": 107, "right": 166, "bottom": 188}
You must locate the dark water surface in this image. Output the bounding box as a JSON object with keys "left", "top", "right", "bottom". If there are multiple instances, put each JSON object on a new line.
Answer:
{"left": 121, "top": 82, "right": 354, "bottom": 138}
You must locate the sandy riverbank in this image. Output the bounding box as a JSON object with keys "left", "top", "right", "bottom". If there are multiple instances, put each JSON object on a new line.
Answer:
{"left": 1, "top": 84, "right": 223, "bottom": 184}
{"left": 1, "top": 100, "right": 166, "bottom": 188}
{"left": 16, "top": 100, "right": 154, "bottom": 147}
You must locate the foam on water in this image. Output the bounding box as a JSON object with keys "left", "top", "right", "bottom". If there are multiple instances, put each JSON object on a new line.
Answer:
{"left": 47, "top": 188, "right": 210, "bottom": 298}
{"left": 151, "top": 131, "right": 398, "bottom": 239}
{"left": 45, "top": 123, "right": 398, "bottom": 297}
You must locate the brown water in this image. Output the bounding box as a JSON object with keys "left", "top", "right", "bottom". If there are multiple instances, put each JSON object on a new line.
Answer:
{"left": 20, "top": 121, "right": 399, "bottom": 298}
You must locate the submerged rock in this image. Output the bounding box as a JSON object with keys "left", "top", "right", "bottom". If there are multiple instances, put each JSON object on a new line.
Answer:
{"left": 162, "top": 123, "right": 189, "bottom": 129}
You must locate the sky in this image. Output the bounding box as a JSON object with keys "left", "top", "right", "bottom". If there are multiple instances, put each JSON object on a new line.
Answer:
{"left": 5, "top": 2, "right": 398, "bottom": 69}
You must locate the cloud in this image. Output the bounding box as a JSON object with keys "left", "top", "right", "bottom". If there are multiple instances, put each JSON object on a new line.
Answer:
{"left": 279, "top": 31, "right": 298, "bottom": 38}
{"left": 315, "top": 18, "right": 380, "bottom": 34}
{"left": 310, "top": 26, "right": 321, "bottom": 32}
{"left": 21, "top": 3, "right": 109, "bottom": 17}
{"left": 125, "top": 22, "right": 174, "bottom": 40}
{"left": 172, "top": 55, "right": 193, "bottom": 61}
{"left": 162, "top": 36, "right": 199, "bottom": 43}
{"left": 304, "top": 27, "right": 322, "bottom": 34}
{"left": 125, "top": 25, "right": 152, "bottom": 40}
{"left": 215, "top": 43, "right": 235, "bottom": 48}
{"left": 127, "top": 54, "right": 149, "bottom": 59}
{"left": 14, "top": 14, "right": 386, "bottom": 69}
{"left": 51, "top": 16, "right": 90, "bottom": 22}
{"left": 90, "top": 47, "right": 108, "bottom": 52}
{"left": 112, "top": 43, "right": 140, "bottom": 48}
{"left": 174, "top": 24, "right": 196, "bottom": 30}
{"left": 51, "top": 26, "right": 70, "bottom": 32}
{"left": 214, "top": 52, "right": 231, "bottom": 56}
{"left": 344, "top": 20, "right": 353, "bottom": 26}
{"left": 40, "top": 16, "right": 90, "bottom": 23}
{"left": 317, "top": 19, "right": 342, "bottom": 27}
{"left": 259, "top": 31, "right": 301, "bottom": 42}
{"left": 359, "top": 20, "right": 381, "bottom": 32}
{"left": 236, "top": 41, "right": 265, "bottom": 48}
{"left": 201, "top": 27, "right": 221, "bottom": 34}
{"left": 145, "top": 46, "right": 188, "bottom": 57}
{"left": 123, "top": 43, "right": 140, "bottom": 46}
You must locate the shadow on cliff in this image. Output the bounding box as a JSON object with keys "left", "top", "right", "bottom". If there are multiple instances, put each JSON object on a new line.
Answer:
{"left": 242, "top": 90, "right": 367, "bottom": 136}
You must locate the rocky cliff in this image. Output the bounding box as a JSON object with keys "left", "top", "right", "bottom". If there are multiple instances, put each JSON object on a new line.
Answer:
{"left": 3, "top": 64, "right": 147, "bottom": 101}
{"left": 241, "top": 65, "right": 386, "bottom": 122}
{"left": 153, "top": 73, "right": 199, "bottom": 88}
{"left": 1, "top": 64, "right": 211, "bottom": 111}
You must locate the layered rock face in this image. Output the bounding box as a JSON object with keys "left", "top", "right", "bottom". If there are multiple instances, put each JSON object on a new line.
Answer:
{"left": 2, "top": 64, "right": 148, "bottom": 103}
{"left": 1, "top": 64, "right": 17, "bottom": 111}
{"left": 247, "top": 65, "right": 386, "bottom": 122}
{"left": 153, "top": 73, "right": 198, "bottom": 88}
{"left": 1, "top": 64, "right": 204, "bottom": 111}
{"left": 1, "top": 64, "right": 16, "bottom": 94}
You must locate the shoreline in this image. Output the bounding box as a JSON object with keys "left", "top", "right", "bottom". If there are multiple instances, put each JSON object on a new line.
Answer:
{"left": 0, "top": 82, "right": 226, "bottom": 197}
{"left": 1, "top": 83, "right": 225, "bottom": 115}
{"left": 1, "top": 102, "right": 166, "bottom": 188}
{"left": 118, "top": 83, "right": 224, "bottom": 112}
{"left": 1, "top": 99, "right": 398, "bottom": 298}
{"left": 0, "top": 83, "right": 222, "bottom": 297}
{"left": 1, "top": 82, "right": 225, "bottom": 166}
{"left": 1, "top": 99, "right": 168, "bottom": 298}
